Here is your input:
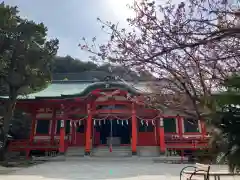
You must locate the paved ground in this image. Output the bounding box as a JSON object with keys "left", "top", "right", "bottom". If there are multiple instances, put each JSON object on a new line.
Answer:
{"left": 0, "top": 158, "right": 238, "bottom": 180}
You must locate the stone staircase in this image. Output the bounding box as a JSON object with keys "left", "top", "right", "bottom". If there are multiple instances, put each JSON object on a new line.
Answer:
{"left": 137, "top": 146, "right": 160, "bottom": 157}
{"left": 92, "top": 146, "right": 132, "bottom": 157}
{"left": 66, "top": 146, "right": 161, "bottom": 157}
{"left": 66, "top": 147, "right": 85, "bottom": 157}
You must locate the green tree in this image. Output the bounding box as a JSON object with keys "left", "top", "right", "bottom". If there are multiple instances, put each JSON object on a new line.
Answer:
{"left": 0, "top": 2, "right": 59, "bottom": 158}
{"left": 52, "top": 56, "right": 154, "bottom": 81}
{"left": 52, "top": 56, "right": 98, "bottom": 73}
{"left": 211, "top": 75, "right": 240, "bottom": 172}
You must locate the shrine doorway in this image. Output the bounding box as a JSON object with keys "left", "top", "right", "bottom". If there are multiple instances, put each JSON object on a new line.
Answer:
{"left": 96, "top": 119, "right": 131, "bottom": 146}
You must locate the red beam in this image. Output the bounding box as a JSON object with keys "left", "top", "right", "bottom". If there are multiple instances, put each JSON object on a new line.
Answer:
{"left": 64, "top": 104, "right": 86, "bottom": 114}
{"left": 66, "top": 109, "right": 159, "bottom": 117}
{"left": 16, "top": 100, "right": 86, "bottom": 109}
{"left": 94, "top": 100, "right": 131, "bottom": 106}
{"left": 66, "top": 110, "right": 87, "bottom": 115}
{"left": 93, "top": 109, "right": 131, "bottom": 114}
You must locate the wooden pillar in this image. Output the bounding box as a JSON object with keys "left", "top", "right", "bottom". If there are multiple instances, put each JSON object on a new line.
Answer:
{"left": 158, "top": 117, "right": 165, "bottom": 153}
{"left": 85, "top": 104, "right": 92, "bottom": 155}
{"left": 59, "top": 119, "right": 65, "bottom": 154}
{"left": 29, "top": 109, "right": 37, "bottom": 143}
{"left": 50, "top": 108, "right": 57, "bottom": 145}
{"left": 131, "top": 103, "right": 137, "bottom": 155}
{"left": 59, "top": 105, "right": 66, "bottom": 154}
{"left": 177, "top": 115, "right": 183, "bottom": 138}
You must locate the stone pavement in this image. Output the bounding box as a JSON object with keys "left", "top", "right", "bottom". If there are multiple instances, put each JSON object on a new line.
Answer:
{"left": 0, "top": 158, "right": 238, "bottom": 180}
{"left": 0, "top": 166, "right": 22, "bottom": 175}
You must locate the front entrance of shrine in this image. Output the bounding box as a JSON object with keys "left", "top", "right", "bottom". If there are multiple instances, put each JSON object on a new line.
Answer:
{"left": 95, "top": 119, "right": 131, "bottom": 146}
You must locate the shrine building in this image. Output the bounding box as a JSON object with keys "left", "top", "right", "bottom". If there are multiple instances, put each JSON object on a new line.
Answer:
{"left": 2, "top": 77, "right": 209, "bottom": 158}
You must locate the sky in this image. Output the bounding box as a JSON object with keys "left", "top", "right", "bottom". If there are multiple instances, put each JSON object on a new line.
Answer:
{"left": 5, "top": 0, "right": 137, "bottom": 61}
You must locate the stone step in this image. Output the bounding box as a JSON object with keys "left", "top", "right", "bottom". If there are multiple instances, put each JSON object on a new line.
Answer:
{"left": 137, "top": 146, "right": 160, "bottom": 157}
{"left": 92, "top": 146, "right": 132, "bottom": 157}
{"left": 66, "top": 147, "right": 85, "bottom": 157}
{"left": 66, "top": 146, "right": 162, "bottom": 157}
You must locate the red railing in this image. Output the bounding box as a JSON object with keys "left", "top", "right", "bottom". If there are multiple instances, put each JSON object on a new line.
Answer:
{"left": 8, "top": 139, "right": 60, "bottom": 152}
{"left": 8, "top": 140, "right": 29, "bottom": 150}
{"left": 165, "top": 135, "right": 209, "bottom": 150}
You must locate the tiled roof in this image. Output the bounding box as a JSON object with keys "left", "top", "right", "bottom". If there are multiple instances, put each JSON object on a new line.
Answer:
{"left": 24, "top": 82, "right": 88, "bottom": 99}
{"left": 3, "top": 81, "right": 151, "bottom": 100}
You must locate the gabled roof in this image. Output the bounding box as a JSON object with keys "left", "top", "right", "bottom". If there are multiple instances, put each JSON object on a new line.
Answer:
{"left": 1, "top": 81, "right": 151, "bottom": 100}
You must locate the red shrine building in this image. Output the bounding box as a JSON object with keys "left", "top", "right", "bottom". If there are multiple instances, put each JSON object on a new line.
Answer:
{"left": 3, "top": 79, "right": 209, "bottom": 158}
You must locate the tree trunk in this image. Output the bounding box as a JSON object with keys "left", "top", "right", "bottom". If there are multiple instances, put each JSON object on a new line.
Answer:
{"left": 0, "top": 88, "right": 18, "bottom": 162}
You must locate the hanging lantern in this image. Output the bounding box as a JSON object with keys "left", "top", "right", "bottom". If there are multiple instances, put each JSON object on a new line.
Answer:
{"left": 70, "top": 120, "right": 72, "bottom": 127}
{"left": 146, "top": 120, "right": 148, "bottom": 126}
{"left": 79, "top": 120, "right": 81, "bottom": 126}
{"left": 126, "top": 120, "right": 128, "bottom": 125}
{"left": 121, "top": 120, "right": 124, "bottom": 126}
{"left": 141, "top": 120, "right": 144, "bottom": 126}
{"left": 74, "top": 121, "right": 77, "bottom": 127}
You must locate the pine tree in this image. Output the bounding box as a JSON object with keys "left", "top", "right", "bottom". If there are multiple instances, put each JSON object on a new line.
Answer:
{"left": 211, "top": 75, "right": 240, "bottom": 172}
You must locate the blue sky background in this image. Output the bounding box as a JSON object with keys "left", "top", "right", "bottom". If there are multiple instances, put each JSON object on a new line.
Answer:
{"left": 5, "top": 0, "right": 177, "bottom": 61}
{"left": 5, "top": 0, "right": 136, "bottom": 61}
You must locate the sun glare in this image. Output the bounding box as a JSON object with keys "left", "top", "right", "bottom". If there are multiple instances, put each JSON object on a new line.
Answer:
{"left": 107, "top": 0, "right": 135, "bottom": 19}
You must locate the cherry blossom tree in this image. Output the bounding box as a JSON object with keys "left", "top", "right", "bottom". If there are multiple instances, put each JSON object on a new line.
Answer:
{"left": 80, "top": 0, "right": 240, "bottom": 119}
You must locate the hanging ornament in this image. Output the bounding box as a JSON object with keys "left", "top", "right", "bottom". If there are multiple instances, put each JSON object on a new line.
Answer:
{"left": 126, "top": 120, "right": 128, "bottom": 125}
{"left": 74, "top": 121, "right": 77, "bottom": 127}
{"left": 146, "top": 120, "right": 148, "bottom": 126}
{"left": 141, "top": 120, "right": 144, "bottom": 126}
{"left": 121, "top": 120, "right": 124, "bottom": 126}
{"left": 152, "top": 120, "right": 155, "bottom": 126}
